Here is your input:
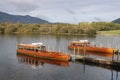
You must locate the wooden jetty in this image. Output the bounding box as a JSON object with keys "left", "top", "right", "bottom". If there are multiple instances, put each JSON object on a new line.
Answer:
{"left": 70, "top": 49, "right": 120, "bottom": 71}
{"left": 71, "top": 54, "right": 120, "bottom": 66}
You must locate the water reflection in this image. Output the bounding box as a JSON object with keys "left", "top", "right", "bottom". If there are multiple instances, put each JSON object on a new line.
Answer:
{"left": 111, "top": 69, "right": 119, "bottom": 80}
{"left": 0, "top": 34, "right": 120, "bottom": 80}
{"left": 73, "top": 59, "right": 120, "bottom": 80}
{"left": 16, "top": 54, "right": 69, "bottom": 69}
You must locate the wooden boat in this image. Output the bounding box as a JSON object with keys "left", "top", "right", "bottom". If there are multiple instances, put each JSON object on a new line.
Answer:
{"left": 69, "top": 50, "right": 112, "bottom": 58}
{"left": 68, "top": 40, "right": 114, "bottom": 53}
{"left": 17, "top": 42, "right": 69, "bottom": 61}
{"left": 17, "top": 54, "right": 69, "bottom": 67}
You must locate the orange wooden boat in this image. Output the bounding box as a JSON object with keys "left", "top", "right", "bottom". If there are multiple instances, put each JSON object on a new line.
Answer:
{"left": 68, "top": 40, "right": 114, "bottom": 53}
{"left": 69, "top": 50, "right": 112, "bottom": 58}
{"left": 17, "top": 42, "right": 69, "bottom": 61}
{"left": 17, "top": 54, "right": 69, "bottom": 67}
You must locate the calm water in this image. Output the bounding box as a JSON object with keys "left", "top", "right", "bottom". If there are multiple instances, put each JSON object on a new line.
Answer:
{"left": 0, "top": 34, "right": 120, "bottom": 80}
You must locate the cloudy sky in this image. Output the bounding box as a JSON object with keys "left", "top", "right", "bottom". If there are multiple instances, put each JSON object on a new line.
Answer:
{"left": 0, "top": 0, "right": 120, "bottom": 23}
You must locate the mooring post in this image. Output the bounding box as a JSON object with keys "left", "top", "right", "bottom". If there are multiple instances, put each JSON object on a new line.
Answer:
{"left": 48, "top": 45, "right": 49, "bottom": 52}
{"left": 21, "top": 57, "right": 23, "bottom": 62}
{"left": 30, "top": 59, "right": 32, "bottom": 64}
{"left": 111, "top": 69, "right": 113, "bottom": 80}
{"left": 27, "top": 58, "right": 29, "bottom": 64}
{"left": 48, "top": 45, "right": 51, "bottom": 53}
{"left": 78, "top": 48, "right": 79, "bottom": 55}
{"left": 112, "top": 50, "right": 114, "bottom": 62}
{"left": 84, "top": 49, "right": 86, "bottom": 57}
{"left": 74, "top": 48, "right": 76, "bottom": 59}
{"left": 117, "top": 49, "right": 119, "bottom": 61}
{"left": 22, "top": 57, "right": 24, "bottom": 63}
{"left": 83, "top": 48, "right": 86, "bottom": 71}
{"left": 116, "top": 71, "right": 118, "bottom": 80}
{"left": 25, "top": 57, "right": 27, "bottom": 64}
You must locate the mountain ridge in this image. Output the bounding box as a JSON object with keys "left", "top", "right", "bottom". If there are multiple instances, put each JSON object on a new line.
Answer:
{"left": 112, "top": 18, "right": 120, "bottom": 24}
{"left": 0, "top": 11, "right": 50, "bottom": 24}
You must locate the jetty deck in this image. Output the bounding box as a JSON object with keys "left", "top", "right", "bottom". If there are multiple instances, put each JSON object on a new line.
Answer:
{"left": 71, "top": 54, "right": 119, "bottom": 65}
{"left": 70, "top": 49, "right": 120, "bottom": 71}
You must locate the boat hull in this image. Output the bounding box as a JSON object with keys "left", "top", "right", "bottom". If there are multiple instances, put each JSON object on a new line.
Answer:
{"left": 68, "top": 46, "right": 114, "bottom": 53}
{"left": 17, "top": 49, "right": 69, "bottom": 61}
{"left": 17, "top": 54, "right": 69, "bottom": 67}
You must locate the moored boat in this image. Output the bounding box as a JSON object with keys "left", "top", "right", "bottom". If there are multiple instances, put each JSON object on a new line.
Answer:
{"left": 17, "top": 54, "right": 69, "bottom": 67}
{"left": 17, "top": 42, "right": 69, "bottom": 61}
{"left": 68, "top": 40, "right": 114, "bottom": 53}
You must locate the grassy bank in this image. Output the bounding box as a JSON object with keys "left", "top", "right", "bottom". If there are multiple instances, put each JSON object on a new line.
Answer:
{"left": 97, "top": 30, "right": 120, "bottom": 35}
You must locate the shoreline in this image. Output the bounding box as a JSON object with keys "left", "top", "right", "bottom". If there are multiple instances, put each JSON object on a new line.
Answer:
{"left": 97, "top": 30, "right": 120, "bottom": 36}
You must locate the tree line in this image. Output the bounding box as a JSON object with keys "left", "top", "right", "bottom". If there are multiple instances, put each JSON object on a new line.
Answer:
{"left": 0, "top": 22, "right": 120, "bottom": 35}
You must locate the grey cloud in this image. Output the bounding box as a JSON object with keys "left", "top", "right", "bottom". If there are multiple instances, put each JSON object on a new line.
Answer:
{"left": 66, "top": 9, "right": 76, "bottom": 15}
{"left": 15, "top": 3, "right": 38, "bottom": 12}
{"left": 7, "top": 0, "right": 39, "bottom": 12}
{"left": 93, "top": 17, "right": 102, "bottom": 21}
{"left": 0, "top": 0, "right": 15, "bottom": 13}
{"left": 81, "top": 11, "right": 88, "bottom": 15}
{"left": 1, "top": 0, "right": 120, "bottom": 23}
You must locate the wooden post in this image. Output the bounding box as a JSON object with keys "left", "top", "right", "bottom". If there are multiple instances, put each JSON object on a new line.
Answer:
{"left": 111, "top": 69, "right": 113, "bottom": 80}
{"left": 24, "top": 57, "right": 25, "bottom": 63}
{"left": 48, "top": 45, "right": 49, "bottom": 51}
{"left": 27, "top": 58, "right": 28, "bottom": 64}
{"left": 30, "top": 59, "right": 32, "bottom": 65}
{"left": 112, "top": 50, "right": 114, "bottom": 62}
{"left": 33, "top": 60, "right": 35, "bottom": 65}
{"left": 117, "top": 49, "right": 119, "bottom": 61}
{"left": 21, "top": 57, "right": 23, "bottom": 63}
{"left": 116, "top": 71, "right": 118, "bottom": 80}
{"left": 78, "top": 48, "right": 79, "bottom": 55}
{"left": 83, "top": 48, "right": 86, "bottom": 72}
{"left": 84, "top": 49, "right": 86, "bottom": 56}
{"left": 48, "top": 45, "right": 51, "bottom": 53}
{"left": 84, "top": 49, "right": 85, "bottom": 56}
{"left": 74, "top": 48, "right": 76, "bottom": 59}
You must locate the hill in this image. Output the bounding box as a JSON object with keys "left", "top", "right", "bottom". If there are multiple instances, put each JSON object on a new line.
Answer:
{"left": 0, "top": 11, "right": 50, "bottom": 24}
{"left": 112, "top": 18, "right": 120, "bottom": 24}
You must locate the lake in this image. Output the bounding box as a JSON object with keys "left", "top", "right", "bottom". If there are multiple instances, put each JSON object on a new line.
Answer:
{"left": 0, "top": 34, "right": 120, "bottom": 80}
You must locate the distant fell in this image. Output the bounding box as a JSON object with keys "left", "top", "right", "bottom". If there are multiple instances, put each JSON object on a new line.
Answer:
{"left": 112, "top": 18, "right": 120, "bottom": 24}
{"left": 0, "top": 11, "right": 50, "bottom": 24}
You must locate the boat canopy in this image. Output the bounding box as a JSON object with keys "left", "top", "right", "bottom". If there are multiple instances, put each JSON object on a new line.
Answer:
{"left": 79, "top": 40, "right": 89, "bottom": 43}
{"left": 31, "top": 42, "right": 46, "bottom": 48}
{"left": 31, "top": 42, "right": 43, "bottom": 46}
{"left": 18, "top": 42, "right": 46, "bottom": 48}
{"left": 70, "top": 40, "right": 89, "bottom": 44}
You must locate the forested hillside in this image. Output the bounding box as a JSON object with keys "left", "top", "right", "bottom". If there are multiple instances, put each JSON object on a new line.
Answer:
{"left": 0, "top": 22, "right": 120, "bottom": 35}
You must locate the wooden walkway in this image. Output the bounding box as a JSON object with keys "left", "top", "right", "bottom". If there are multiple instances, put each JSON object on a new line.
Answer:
{"left": 70, "top": 54, "right": 120, "bottom": 71}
